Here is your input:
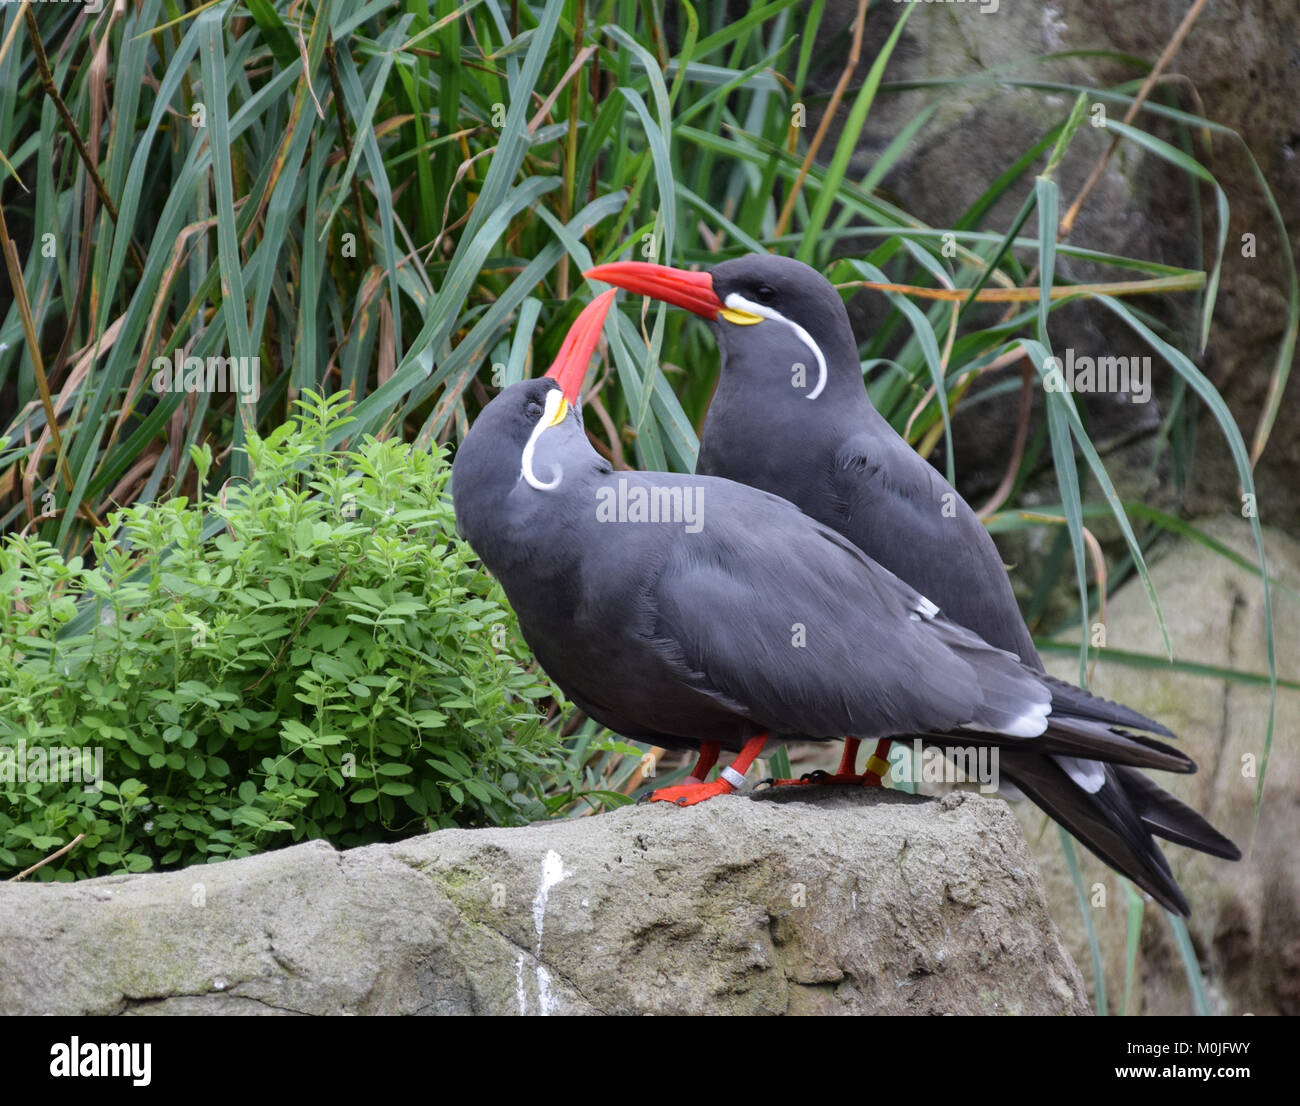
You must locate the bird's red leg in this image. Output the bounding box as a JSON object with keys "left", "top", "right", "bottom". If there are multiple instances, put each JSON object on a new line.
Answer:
{"left": 685, "top": 741, "right": 720, "bottom": 784}
{"left": 862, "top": 738, "right": 893, "bottom": 786}
{"left": 836, "top": 738, "right": 861, "bottom": 777}
{"left": 643, "top": 734, "right": 768, "bottom": 806}
{"left": 760, "top": 735, "right": 895, "bottom": 788}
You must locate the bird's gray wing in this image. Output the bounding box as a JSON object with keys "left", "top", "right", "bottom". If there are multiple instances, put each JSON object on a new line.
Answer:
{"left": 829, "top": 430, "right": 1042, "bottom": 667}
{"left": 644, "top": 495, "right": 1052, "bottom": 741}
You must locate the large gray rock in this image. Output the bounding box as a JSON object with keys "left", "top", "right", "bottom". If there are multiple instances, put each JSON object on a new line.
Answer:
{"left": 0, "top": 789, "right": 1087, "bottom": 1015}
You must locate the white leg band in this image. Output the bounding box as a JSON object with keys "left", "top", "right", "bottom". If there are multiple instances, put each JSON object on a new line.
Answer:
{"left": 720, "top": 765, "right": 747, "bottom": 791}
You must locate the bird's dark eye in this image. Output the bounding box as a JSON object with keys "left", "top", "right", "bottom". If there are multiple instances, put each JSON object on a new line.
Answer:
{"left": 755, "top": 283, "right": 776, "bottom": 302}
{"left": 525, "top": 400, "right": 544, "bottom": 420}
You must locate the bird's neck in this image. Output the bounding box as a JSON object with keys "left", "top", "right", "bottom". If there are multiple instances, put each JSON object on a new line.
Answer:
{"left": 703, "top": 343, "right": 874, "bottom": 440}
{"left": 484, "top": 463, "right": 609, "bottom": 577}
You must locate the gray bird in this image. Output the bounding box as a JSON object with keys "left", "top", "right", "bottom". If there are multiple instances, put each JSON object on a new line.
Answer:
{"left": 582, "top": 256, "right": 1240, "bottom": 914}
{"left": 452, "top": 291, "right": 1236, "bottom": 914}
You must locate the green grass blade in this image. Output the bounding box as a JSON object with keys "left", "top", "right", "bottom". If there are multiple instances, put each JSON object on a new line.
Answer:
{"left": 1121, "top": 879, "right": 1144, "bottom": 1016}
{"left": 1092, "top": 119, "right": 1227, "bottom": 353}
{"left": 848, "top": 259, "right": 955, "bottom": 483}
{"left": 1094, "top": 293, "right": 1276, "bottom": 808}
{"left": 1059, "top": 825, "right": 1108, "bottom": 1015}
{"left": 796, "top": 1, "right": 913, "bottom": 264}
{"left": 1167, "top": 912, "right": 1210, "bottom": 1015}
{"left": 462, "top": 0, "right": 565, "bottom": 244}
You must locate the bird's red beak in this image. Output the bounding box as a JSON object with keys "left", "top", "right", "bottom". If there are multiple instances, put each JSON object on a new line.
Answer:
{"left": 583, "top": 261, "right": 722, "bottom": 320}
{"left": 543, "top": 288, "right": 616, "bottom": 405}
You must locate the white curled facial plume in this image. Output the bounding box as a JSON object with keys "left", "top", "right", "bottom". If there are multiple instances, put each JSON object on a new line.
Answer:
{"left": 520, "top": 387, "right": 567, "bottom": 491}
{"left": 723, "top": 292, "right": 828, "bottom": 401}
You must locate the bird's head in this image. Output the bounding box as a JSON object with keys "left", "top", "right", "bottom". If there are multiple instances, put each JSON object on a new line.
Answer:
{"left": 584, "top": 254, "right": 858, "bottom": 403}
{"left": 452, "top": 291, "right": 613, "bottom": 563}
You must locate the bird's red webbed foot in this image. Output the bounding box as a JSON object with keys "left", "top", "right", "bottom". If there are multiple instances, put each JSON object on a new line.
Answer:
{"left": 642, "top": 778, "right": 734, "bottom": 806}
{"left": 640, "top": 735, "right": 767, "bottom": 807}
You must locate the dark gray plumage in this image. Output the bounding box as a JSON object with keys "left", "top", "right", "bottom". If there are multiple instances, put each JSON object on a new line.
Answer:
{"left": 585, "top": 254, "right": 1240, "bottom": 914}
{"left": 703, "top": 254, "right": 1040, "bottom": 664}
{"left": 452, "top": 377, "right": 1231, "bottom": 913}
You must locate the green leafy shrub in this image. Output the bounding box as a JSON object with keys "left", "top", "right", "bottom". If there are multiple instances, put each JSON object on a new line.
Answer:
{"left": 0, "top": 392, "right": 562, "bottom": 880}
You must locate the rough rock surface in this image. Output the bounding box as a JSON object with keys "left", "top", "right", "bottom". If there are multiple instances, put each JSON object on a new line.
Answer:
{"left": 1024, "top": 517, "right": 1300, "bottom": 1015}
{"left": 0, "top": 789, "right": 1086, "bottom": 1015}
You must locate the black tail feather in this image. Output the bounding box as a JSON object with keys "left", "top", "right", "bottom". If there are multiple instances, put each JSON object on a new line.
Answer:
{"left": 1041, "top": 674, "right": 1176, "bottom": 738}
{"left": 928, "top": 720, "right": 1194, "bottom": 774}
{"left": 1113, "top": 766, "right": 1242, "bottom": 860}
{"left": 998, "top": 751, "right": 1204, "bottom": 916}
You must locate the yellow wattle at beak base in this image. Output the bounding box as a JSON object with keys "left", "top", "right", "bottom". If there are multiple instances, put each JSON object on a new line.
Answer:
{"left": 720, "top": 307, "right": 763, "bottom": 326}
{"left": 547, "top": 394, "right": 570, "bottom": 427}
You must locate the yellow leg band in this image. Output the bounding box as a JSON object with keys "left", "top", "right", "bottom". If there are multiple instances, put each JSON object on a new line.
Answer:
{"left": 866, "top": 755, "right": 891, "bottom": 778}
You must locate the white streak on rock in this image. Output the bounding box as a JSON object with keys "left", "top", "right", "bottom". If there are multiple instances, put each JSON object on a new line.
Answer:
{"left": 530, "top": 849, "right": 571, "bottom": 1016}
